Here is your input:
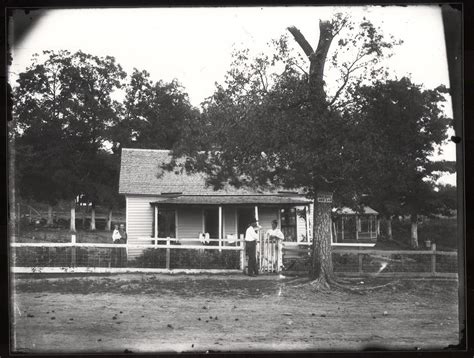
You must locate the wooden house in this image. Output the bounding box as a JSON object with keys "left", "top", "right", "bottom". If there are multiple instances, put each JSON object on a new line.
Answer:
{"left": 119, "top": 148, "right": 314, "bottom": 260}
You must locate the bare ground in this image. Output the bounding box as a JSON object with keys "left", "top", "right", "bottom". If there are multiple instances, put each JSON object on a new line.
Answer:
{"left": 10, "top": 274, "right": 460, "bottom": 353}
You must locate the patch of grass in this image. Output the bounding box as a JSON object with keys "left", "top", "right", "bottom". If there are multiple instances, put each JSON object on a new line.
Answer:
{"left": 391, "top": 218, "right": 458, "bottom": 250}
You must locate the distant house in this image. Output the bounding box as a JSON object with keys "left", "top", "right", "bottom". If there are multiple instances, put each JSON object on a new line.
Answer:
{"left": 331, "top": 206, "right": 380, "bottom": 247}
{"left": 119, "top": 148, "right": 313, "bottom": 259}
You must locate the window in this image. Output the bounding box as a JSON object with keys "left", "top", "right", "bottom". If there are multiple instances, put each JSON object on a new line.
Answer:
{"left": 152, "top": 209, "right": 176, "bottom": 238}
{"left": 280, "top": 207, "right": 297, "bottom": 242}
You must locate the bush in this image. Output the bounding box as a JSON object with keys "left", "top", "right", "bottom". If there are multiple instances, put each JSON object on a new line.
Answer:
{"left": 170, "top": 249, "right": 240, "bottom": 269}
{"left": 129, "top": 248, "right": 166, "bottom": 268}
{"left": 129, "top": 248, "right": 240, "bottom": 269}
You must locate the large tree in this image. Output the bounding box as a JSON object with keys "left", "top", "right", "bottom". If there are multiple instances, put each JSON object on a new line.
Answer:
{"left": 349, "top": 78, "right": 454, "bottom": 247}
{"left": 167, "top": 13, "right": 400, "bottom": 286}
{"left": 110, "top": 69, "right": 198, "bottom": 153}
{"left": 13, "top": 50, "right": 126, "bottom": 231}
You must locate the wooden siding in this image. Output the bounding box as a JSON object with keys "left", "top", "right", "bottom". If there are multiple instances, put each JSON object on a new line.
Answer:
{"left": 126, "top": 195, "right": 160, "bottom": 259}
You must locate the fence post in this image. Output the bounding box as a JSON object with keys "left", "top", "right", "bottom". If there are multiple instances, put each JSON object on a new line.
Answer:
{"left": 240, "top": 235, "right": 245, "bottom": 271}
{"left": 431, "top": 243, "right": 436, "bottom": 276}
{"left": 358, "top": 253, "right": 363, "bottom": 275}
{"left": 166, "top": 237, "right": 171, "bottom": 270}
{"left": 71, "top": 234, "right": 76, "bottom": 267}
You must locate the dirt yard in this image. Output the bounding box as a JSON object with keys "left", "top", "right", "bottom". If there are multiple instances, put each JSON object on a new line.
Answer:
{"left": 10, "top": 274, "right": 460, "bottom": 353}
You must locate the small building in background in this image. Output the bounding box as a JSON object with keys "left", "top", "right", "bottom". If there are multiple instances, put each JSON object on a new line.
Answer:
{"left": 331, "top": 206, "right": 380, "bottom": 247}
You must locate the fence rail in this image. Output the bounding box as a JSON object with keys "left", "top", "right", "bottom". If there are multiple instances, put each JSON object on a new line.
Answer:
{"left": 281, "top": 242, "right": 458, "bottom": 278}
{"left": 10, "top": 238, "right": 458, "bottom": 278}
{"left": 11, "top": 236, "right": 245, "bottom": 272}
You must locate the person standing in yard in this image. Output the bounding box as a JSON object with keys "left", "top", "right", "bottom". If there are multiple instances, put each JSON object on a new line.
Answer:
{"left": 118, "top": 224, "right": 128, "bottom": 267}
{"left": 111, "top": 224, "right": 121, "bottom": 267}
{"left": 245, "top": 221, "right": 260, "bottom": 277}
{"left": 266, "top": 220, "right": 285, "bottom": 272}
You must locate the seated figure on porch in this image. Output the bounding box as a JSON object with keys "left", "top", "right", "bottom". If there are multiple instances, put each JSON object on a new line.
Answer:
{"left": 266, "top": 220, "right": 285, "bottom": 271}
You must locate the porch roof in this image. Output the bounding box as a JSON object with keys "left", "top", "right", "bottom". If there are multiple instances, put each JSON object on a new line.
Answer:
{"left": 150, "top": 195, "right": 312, "bottom": 206}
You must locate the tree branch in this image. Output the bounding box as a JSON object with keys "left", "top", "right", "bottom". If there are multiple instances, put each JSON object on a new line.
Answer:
{"left": 328, "top": 52, "right": 370, "bottom": 107}
{"left": 328, "top": 71, "right": 351, "bottom": 108}
{"left": 287, "top": 26, "right": 314, "bottom": 57}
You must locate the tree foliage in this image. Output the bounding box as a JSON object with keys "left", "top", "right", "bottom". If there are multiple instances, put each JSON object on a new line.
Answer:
{"left": 169, "top": 14, "right": 401, "bottom": 203}
{"left": 13, "top": 50, "right": 126, "bottom": 209}
{"left": 110, "top": 69, "right": 198, "bottom": 153}
{"left": 350, "top": 78, "right": 454, "bottom": 220}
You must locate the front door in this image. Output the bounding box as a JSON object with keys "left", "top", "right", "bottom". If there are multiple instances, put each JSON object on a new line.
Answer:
{"left": 237, "top": 208, "right": 255, "bottom": 240}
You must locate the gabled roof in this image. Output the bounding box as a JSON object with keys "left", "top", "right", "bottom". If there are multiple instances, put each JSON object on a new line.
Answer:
{"left": 334, "top": 206, "right": 379, "bottom": 215}
{"left": 119, "top": 148, "right": 306, "bottom": 197}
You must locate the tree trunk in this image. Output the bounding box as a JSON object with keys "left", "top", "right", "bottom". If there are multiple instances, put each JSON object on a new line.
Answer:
{"left": 90, "top": 205, "right": 96, "bottom": 231}
{"left": 46, "top": 204, "right": 54, "bottom": 226}
{"left": 310, "top": 191, "right": 334, "bottom": 285}
{"left": 386, "top": 216, "right": 393, "bottom": 240}
{"left": 106, "top": 209, "right": 113, "bottom": 231}
{"left": 309, "top": 21, "right": 334, "bottom": 100}
{"left": 410, "top": 214, "right": 419, "bottom": 248}
{"left": 288, "top": 20, "right": 335, "bottom": 103}
{"left": 70, "top": 200, "right": 76, "bottom": 232}
{"left": 289, "top": 23, "right": 336, "bottom": 286}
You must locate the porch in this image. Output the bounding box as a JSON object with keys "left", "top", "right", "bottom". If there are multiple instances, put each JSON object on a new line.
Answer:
{"left": 331, "top": 206, "right": 380, "bottom": 246}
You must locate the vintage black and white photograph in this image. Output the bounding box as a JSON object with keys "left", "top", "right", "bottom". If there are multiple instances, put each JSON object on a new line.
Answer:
{"left": 8, "top": 5, "right": 463, "bottom": 353}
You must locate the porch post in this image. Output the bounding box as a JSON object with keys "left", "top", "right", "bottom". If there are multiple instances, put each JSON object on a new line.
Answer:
{"left": 342, "top": 217, "right": 344, "bottom": 241}
{"left": 154, "top": 205, "right": 158, "bottom": 240}
{"left": 376, "top": 217, "right": 380, "bottom": 239}
{"left": 218, "top": 206, "right": 222, "bottom": 252}
{"left": 355, "top": 215, "right": 359, "bottom": 241}
{"left": 254, "top": 205, "right": 260, "bottom": 270}
{"left": 305, "top": 205, "right": 310, "bottom": 242}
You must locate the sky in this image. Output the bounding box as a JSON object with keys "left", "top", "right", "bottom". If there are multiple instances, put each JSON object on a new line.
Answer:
{"left": 9, "top": 5, "right": 457, "bottom": 185}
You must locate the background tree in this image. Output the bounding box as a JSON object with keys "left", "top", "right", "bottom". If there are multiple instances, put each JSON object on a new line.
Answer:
{"left": 350, "top": 78, "right": 454, "bottom": 247}
{"left": 13, "top": 50, "right": 126, "bottom": 231}
{"left": 168, "top": 13, "right": 401, "bottom": 287}
{"left": 110, "top": 69, "right": 198, "bottom": 153}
